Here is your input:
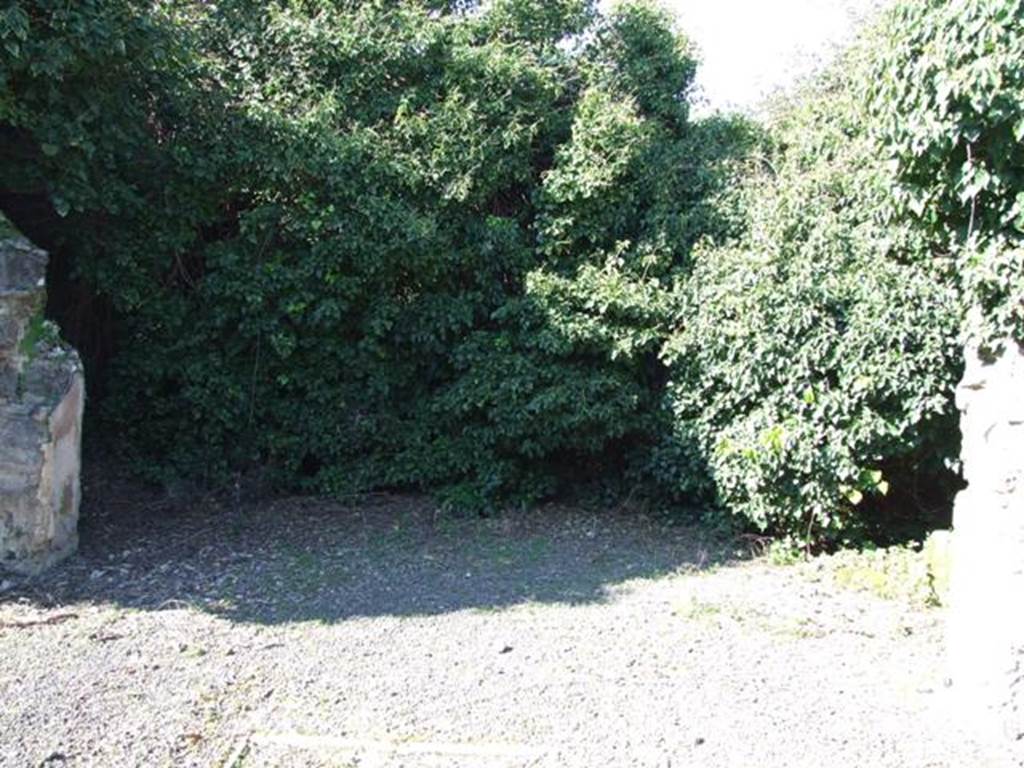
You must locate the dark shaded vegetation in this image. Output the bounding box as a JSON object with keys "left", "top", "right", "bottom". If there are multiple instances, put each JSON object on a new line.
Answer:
{"left": 1, "top": 0, "right": 1021, "bottom": 546}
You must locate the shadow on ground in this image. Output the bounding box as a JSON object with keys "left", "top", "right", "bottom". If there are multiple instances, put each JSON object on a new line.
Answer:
{"left": 1, "top": 467, "right": 740, "bottom": 626}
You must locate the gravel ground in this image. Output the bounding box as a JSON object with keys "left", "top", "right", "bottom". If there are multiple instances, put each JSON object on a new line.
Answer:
{"left": 0, "top": 478, "right": 1010, "bottom": 768}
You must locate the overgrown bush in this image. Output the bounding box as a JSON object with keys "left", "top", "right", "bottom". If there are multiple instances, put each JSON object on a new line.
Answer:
{"left": 0, "top": 0, "right": 751, "bottom": 506}
{"left": 651, "top": 0, "right": 1024, "bottom": 545}
{"left": 2, "top": 0, "right": 1018, "bottom": 547}
{"left": 652, "top": 40, "right": 964, "bottom": 546}
{"left": 870, "top": 0, "right": 1024, "bottom": 350}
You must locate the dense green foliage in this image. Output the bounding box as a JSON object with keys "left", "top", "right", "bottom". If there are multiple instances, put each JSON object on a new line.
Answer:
{"left": 870, "top": 0, "right": 1024, "bottom": 349}
{"left": 1, "top": 0, "right": 1021, "bottom": 545}
{"left": 0, "top": 0, "right": 750, "bottom": 505}
{"left": 659, "top": 0, "right": 1024, "bottom": 544}
{"left": 651, "top": 43, "right": 963, "bottom": 545}
{"left": 872, "top": 0, "right": 1024, "bottom": 244}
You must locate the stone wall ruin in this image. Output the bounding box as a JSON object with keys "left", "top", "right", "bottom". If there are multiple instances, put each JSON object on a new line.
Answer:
{"left": 0, "top": 237, "right": 84, "bottom": 574}
{"left": 949, "top": 339, "right": 1024, "bottom": 760}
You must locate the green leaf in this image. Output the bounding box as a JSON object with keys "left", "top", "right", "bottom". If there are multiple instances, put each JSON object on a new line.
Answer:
{"left": 51, "top": 195, "right": 70, "bottom": 217}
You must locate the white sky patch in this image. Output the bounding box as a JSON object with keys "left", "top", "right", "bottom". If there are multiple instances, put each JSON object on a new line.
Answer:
{"left": 601, "top": 0, "right": 888, "bottom": 113}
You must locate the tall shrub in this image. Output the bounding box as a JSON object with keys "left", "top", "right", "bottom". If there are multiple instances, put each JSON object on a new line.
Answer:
{"left": 655, "top": 42, "right": 964, "bottom": 546}
{"left": 870, "top": 0, "right": 1024, "bottom": 348}
{"left": 0, "top": 0, "right": 748, "bottom": 506}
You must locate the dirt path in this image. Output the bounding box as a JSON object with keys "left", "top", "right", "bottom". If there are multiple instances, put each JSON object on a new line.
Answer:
{"left": 0, "top": 486, "right": 1007, "bottom": 767}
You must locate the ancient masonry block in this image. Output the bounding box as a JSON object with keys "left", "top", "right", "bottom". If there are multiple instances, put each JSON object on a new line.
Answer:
{"left": 0, "top": 237, "right": 84, "bottom": 574}
{"left": 949, "top": 339, "right": 1024, "bottom": 759}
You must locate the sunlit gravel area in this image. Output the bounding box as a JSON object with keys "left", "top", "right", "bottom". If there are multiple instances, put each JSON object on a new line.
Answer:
{"left": 0, "top": 486, "right": 1008, "bottom": 767}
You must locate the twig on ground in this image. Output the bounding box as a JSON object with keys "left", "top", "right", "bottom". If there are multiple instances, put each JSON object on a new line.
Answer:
{"left": 0, "top": 612, "right": 78, "bottom": 630}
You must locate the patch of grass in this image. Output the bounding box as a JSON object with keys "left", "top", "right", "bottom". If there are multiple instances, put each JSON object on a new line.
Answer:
{"left": 673, "top": 598, "right": 723, "bottom": 620}
{"left": 673, "top": 593, "right": 828, "bottom": 641}
{"left": 822, "top": 531, "right": 951, "bottom": 607}
{"left": 765, "top": 539, "right": 805, "bottom": 566}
